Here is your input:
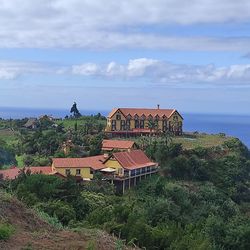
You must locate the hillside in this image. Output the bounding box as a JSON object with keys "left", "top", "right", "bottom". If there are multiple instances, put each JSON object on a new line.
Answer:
{"left": 0, "top": 191, "right": 135, "bottom": 250}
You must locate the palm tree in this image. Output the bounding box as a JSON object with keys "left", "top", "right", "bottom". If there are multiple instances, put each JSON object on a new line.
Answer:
{"left": 161, "top": 131, "right": 173, "bottom": 148}
{"left": 147, "top": 120, "right": 157, "bottom": 136}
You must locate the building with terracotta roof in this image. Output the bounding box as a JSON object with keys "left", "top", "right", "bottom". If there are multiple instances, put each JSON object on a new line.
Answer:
{"left": 102, "top": 139, "right": 137, "bottom": 152}
{"left": 105, "top": 106, "right": 183, "bottom": 136}
{"left": 1, "top": 151, "right": 158, "bottom": 194}
{"left": 0, "top": 166, "right": 52, "bottom": 180}
{"left": 101, "top": 150, "right": 158, "bottom": 193}
{"left": 52, "top": 155, "right": 106, "bottom": 180}
{"left": 51, "top": 150, "right": 158, "bottom": 193}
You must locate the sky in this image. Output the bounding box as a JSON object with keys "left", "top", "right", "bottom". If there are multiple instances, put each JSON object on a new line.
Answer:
{"left": 1, "top": 0, "right": 250, "bottom": 115}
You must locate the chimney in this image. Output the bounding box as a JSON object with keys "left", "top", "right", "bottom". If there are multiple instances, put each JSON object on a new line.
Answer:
{"left": 157, "top": 104, "right": 160, "bottom": 109}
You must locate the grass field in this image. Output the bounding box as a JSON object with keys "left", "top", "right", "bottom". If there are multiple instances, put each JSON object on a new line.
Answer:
{"left": 122, "top": 133, "right": 233, "bottom": 150}
{"left": 172, "top": 133, "right": 232, "bottom": 149}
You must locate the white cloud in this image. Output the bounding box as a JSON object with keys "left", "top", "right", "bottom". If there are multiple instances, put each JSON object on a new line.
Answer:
{"left": 72, "top": 63, "right": 100, "bottom": 76}
{"left": 71, "top": 58, "right": 250, "bottom": 85}
{"left": 0, "top": 1, "right": 250, "bottom": 50}
{"left": 2, "top": 58, "right": 250, "bottom": 86}
{"left": 0, "top": 61, "right": 58, "bottom": 80}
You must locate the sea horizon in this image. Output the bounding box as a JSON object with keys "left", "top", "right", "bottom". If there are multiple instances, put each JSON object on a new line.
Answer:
{"left": 0, "top": 106, "right": 250, "bottom": 148}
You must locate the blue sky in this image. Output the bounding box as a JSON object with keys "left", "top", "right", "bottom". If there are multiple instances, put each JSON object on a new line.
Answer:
{"left": 1, "top": 0, "right": 250, "bottom": 114}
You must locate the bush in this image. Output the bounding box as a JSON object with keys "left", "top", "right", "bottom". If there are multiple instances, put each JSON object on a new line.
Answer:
{"left": 0, "top": 223, "right": 15, "bottom": 240}
{"left": 37, "top": 200, "right": 76, "bottom": 225}
{"left": 35, "top": 209, "right": 63, "bottom": 230}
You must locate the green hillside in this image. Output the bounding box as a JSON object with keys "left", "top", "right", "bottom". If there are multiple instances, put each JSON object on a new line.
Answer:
{"left": 1, "top": 135, "right": 250, "bottom": 249}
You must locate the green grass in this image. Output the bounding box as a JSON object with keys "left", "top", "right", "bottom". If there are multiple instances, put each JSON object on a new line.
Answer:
{"left": 118, "top": 133, "right": 232, "bottom": 150}
{"left": 173, "top": 133, "right": 232, "bottom": 149}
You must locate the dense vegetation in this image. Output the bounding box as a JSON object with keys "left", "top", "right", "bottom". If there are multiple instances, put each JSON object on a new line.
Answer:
{"left": 0, "top": 113, "right": 106, "bottom": 167}
{"left": 1, "top": 134, "right": 250, "bottom": 249}
{"left": 0, "top": 139, "right": 16, "bottom": 168}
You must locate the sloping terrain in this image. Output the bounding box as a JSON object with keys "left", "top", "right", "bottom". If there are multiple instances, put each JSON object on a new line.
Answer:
{"left": 0, "top": 191, "right": 134, "bottom": 250}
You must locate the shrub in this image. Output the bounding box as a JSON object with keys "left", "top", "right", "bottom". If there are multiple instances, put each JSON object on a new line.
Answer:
{"left": 0, "top": 223, "right": 15, "bottom": 240}
{"left": 35, "top": 209, "right": 63, "bottom": 230}
{"left": 36, "top": 200, "right": 76, "bottom": 225}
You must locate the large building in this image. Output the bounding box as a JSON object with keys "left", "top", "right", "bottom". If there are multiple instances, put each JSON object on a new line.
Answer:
{"left": 105, "top": 106, "right": 183, "bottom": 136}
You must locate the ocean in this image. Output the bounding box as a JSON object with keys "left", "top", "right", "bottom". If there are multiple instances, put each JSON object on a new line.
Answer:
{"left": 1, "top": 107, "right": 250, "bottom": 148}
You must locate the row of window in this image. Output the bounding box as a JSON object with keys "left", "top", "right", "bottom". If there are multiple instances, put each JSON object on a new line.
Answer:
{"left": 111, "top": 120, "right": 182, "bottom": 131}
{"left": 65, "top": 169, "right": 94, "bottom": 176}
{"left": 130, "top": 166, "right": 157, "bottom": 176}
{"left": 64, "top": 167, "right": 157, "bottom": 178}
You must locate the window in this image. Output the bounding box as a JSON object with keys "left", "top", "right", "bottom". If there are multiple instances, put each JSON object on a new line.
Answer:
{"left": 111, "top": 120, "right": 116, "bottom": 131}
{"left": 120, "top": 120, "right": 126, "bottom": 130}
{"left": 76, "top": 169, "right": 81, "bottom": 175}
{"left": 126, "top": 120, "right": 131, "bottom": 130}
{"left": 139, "top": 120, "right": 144, "bottom": 129}
{"left": 131, "top": 169, "right": 136, "bottom": 176}
{"left": 65, "top": 169, "right": 71, "bottom": 175}
{"left": 155, "top": 119, "right": 159, "bottom": 128}
{"left": 169, "top": 121, "right": 173, "bottom": 131}
{"left": 135, "top": 120, "right": 140, "bottom": 128}
{"left": 116, "top": 114, "right": 121, "bottom": 120}
{"left": 90, "top": 169, "right": 94, "bottom": 175}
{"left": 173, "top": 115, "right": 178, "bottom": 121}
{"left": 163, "top": 120, "right": 168, "bottom": 132}
{"left": 136, "top": 168, "right": 141, "bottom": 175}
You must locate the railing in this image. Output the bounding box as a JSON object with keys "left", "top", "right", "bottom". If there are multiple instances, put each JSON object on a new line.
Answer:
{"left": 102, "top": 167, "right": 158, "bottom": 180}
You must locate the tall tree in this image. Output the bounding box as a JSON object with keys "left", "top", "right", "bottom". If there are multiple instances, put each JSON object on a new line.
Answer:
{"left": 70, "top": 102, "right": 81, "bottom": 118}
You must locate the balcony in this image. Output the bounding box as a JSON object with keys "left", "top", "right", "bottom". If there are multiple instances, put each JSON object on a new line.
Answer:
{"left": 101, "top": 166, "right": 158, "bottom": 181}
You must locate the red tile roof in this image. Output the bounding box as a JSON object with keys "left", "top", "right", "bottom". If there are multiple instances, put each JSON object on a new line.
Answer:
{"left": 29, "top": 166, "right": 52, "bottom": 175}
{"left": 0, "top": 167, "right": 20, "bottom": 180}
{"left": 112, "top": 150, "right": 156, "bottom": 170}
{"left": 0, "top": 166, "right": 52, "bottom": 180}
{"left": 108, "top": 108, "right": 180, "bottom": 119}
{"left": 52, "top": 155, "right": 106, "bottom": 170}
{"left": 102, "top": 139, "right": 135, "bottom": 151}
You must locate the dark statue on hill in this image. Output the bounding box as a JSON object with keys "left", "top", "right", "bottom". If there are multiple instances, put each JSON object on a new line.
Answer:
{"left": 70, "top": 102, "right": 81, "bottom": 118}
